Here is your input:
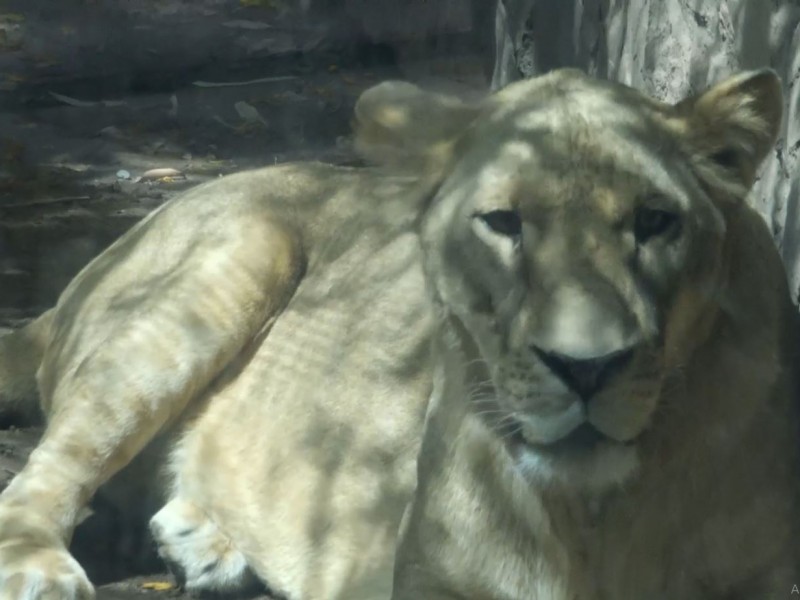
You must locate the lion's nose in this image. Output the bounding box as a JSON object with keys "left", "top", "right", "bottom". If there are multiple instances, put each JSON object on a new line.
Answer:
{"left": 531, "top": 346, "right": 634, "bottom": 400}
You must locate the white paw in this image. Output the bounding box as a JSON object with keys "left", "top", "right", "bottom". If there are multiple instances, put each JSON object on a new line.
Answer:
{"left": 150, "top": 499, "right": 259, "bottom": 596}
{"left": 0, "top": 508, "right": 94, "bottom": 600}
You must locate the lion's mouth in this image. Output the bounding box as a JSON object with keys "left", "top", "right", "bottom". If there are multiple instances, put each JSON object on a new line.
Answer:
{"left": 508, "top": 421, "right": 624, "bottom": 454}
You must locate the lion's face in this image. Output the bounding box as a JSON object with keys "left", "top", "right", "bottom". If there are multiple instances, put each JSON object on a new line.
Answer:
{"left": 356, "top": 70, "right": 782, "bottom": 489}
{"left": 419, "top": 72, "right": 781, "bottom": 487}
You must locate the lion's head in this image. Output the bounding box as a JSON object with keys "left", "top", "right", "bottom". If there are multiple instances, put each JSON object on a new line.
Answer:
{"left": 356, "top": 69, "right": 783, "bottom": 489}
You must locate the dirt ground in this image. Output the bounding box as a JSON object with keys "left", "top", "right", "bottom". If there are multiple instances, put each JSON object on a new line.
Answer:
{"left": 0, "top": 1, "right": 488, "bottom": 597}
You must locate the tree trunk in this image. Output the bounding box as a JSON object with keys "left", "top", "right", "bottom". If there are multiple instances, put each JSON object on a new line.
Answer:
{"left": 493, "top": 0, "right": 800, "bottom": 301}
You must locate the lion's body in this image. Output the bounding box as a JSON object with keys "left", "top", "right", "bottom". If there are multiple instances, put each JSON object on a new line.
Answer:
{"left": 0, "top": 164, "right": 434, "bottom": 599}
{"left": 156, "top": 166, "right": 434, "bottom": 599}
{"left": 0, "top": 70, "right": 798, "bottom": 600}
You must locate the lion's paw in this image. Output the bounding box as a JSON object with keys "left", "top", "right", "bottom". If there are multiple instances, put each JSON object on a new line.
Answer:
{"left": 150, "top": 499, "right": 260, "bottom": 596}
{"left": 0, "top": 519, "right": 93, "bottom": 600}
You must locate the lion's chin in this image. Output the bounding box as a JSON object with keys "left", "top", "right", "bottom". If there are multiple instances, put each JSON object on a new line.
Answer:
{"left": 510, "top": 423, "right": 640, "bottom": 491}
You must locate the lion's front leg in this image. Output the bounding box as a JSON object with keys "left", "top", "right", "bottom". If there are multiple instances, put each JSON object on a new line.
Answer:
{"left": 0, "top": 217, "right": 305, "bottom": 600}
{"left": 149, "top": 498, "right": 262, "bottom": 596}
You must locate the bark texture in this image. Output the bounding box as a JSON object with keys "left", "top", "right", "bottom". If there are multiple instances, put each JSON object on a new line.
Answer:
{"left": 493, "top": 0, "right": 800, "bottom": 299}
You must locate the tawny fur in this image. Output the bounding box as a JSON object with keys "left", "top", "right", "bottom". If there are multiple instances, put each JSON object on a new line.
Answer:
{"left": 392, "top": 70, "right": 800, "bottom": 599}
{"left": 0, "top": 70, "right": 797, "bottom": 600}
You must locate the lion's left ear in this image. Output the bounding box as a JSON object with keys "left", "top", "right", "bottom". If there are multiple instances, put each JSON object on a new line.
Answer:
{"left": 676, "top": 69, "right": 782, "bottom": 189}
{"left": 353, "top": 81, "right": 481, "bottom": 171}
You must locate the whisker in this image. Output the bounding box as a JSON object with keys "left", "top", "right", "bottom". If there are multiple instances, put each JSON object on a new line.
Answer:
{"left": 466, "top": 380, "right": 495, "bottom": 394}
{"left": 468, "top": 395, "right": 499, "bottom": 405}
{"left": 484, "top": 413, "right": 519, "bottom": 434}
{"left": 471, "top": 409, "right": 509, "bottom": 419}
{"left": 495, "top": 423, "right": 523, "bottom": 442}
{"left": 462, "top": 357, "right": 491, "bottom": 371}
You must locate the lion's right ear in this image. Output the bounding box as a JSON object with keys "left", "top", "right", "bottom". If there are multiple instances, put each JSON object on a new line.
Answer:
{"left": 354, "top": 82, "right": 481, "bottom": 170}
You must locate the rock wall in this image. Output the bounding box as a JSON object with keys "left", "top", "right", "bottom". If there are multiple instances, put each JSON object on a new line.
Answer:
{"left": 493, "top": 0, "right": 800, "bottom": 300}
{"left": 0, "top": 0, "right": 477, "bottom": 109}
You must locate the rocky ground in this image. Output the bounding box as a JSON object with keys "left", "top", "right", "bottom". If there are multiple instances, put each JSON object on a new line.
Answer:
{"left": 0, "top": 1, "right": 488, "bottom": 596}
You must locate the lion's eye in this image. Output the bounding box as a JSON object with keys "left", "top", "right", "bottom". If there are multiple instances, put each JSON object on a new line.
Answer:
{"left": 634, "top": 207, "right": 679, "bottom": 244}
{"left": 476, "top": 210, "right": 522, "bottom": 237}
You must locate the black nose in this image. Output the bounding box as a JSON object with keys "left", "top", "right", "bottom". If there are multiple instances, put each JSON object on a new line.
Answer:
{"left": 532, "top": 346, "right": 634, "bottom": 400}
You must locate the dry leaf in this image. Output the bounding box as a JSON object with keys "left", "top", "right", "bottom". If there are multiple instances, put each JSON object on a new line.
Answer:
{"left": 234, "top": 101, "right": 267, "bottom": 126}
{"left": 140, "top": 581, "right": 175, "bottom": 591}
{"left": 140, "top": 168, "right": 185, "bottom": 182}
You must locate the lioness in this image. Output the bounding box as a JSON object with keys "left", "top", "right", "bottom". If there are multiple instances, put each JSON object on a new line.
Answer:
{"left": 392, "top": 70, "right": 800, "bottom": 598}
{"left": 0, "top": 69, "right": 796, "bottom": 600}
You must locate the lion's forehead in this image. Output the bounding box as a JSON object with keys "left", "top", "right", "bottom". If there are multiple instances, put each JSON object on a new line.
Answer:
{"left": 456, "top": 87, "right": 698, "bottom": 219}
{"left": 461, "top": 133, "right": 694, "bottom": 219}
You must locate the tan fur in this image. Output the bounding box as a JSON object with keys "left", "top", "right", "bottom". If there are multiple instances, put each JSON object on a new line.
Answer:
{"left": 0, "top": 70, "right": 796, "bottom": 600}
{"left": 389, "top": 70, "right": 800, "bottom": 599}
{"left": 0, "top": 165, "right": 435, "bottom": 600}
{"left": 0, "top": 311, "right": 51, "bottom": 427}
